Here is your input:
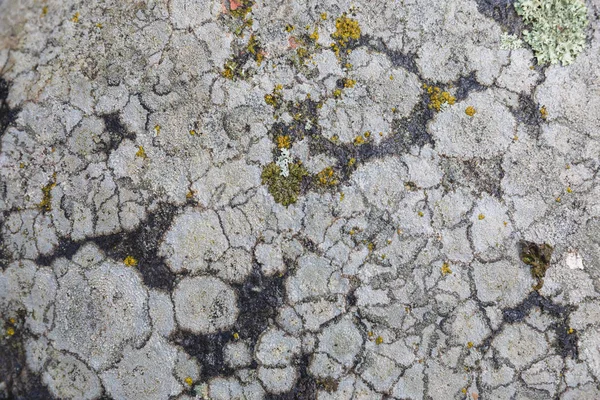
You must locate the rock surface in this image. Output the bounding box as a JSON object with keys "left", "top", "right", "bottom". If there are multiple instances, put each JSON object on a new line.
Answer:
{"left": 1, "top": 0, "right": 600, "bottom": 398}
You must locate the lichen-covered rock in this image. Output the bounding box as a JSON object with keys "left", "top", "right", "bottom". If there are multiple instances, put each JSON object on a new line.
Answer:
{"left": 173, "top": 276, "right": 238, "bottom": 334}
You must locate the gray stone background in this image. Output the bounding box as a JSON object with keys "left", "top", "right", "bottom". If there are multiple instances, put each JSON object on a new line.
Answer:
{"left": 0, "top": 0, "right": 599, "bottom": 399}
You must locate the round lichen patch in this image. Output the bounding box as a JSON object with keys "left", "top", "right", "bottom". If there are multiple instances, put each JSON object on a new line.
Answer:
{"left": 515, "top": 0, "right": 588, "bottom": 65}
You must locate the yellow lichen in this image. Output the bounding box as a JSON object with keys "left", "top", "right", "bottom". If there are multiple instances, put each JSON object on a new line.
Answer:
{"left": 375, "top": 336, "right": 383, "bottom": 345}
{"left": 309, "top": 28, "right": 319, "bottom": 42}
{"left": 123, "top": 256, "right": 138, "bottom": 267}
{"left": 264, "top": 85, "right": 283, "bottom": 107}
{"left": 467, "top": 341, "right": 474, "bottom": 348}
{"left": 332, "top": 14, "right": 361, "bottom": 47}
{"left": 566, "top": 187, "right": 572, "bottom": 193}
{"left": 277, "top": 135, "right": 291, "bottom": 149}
{"left": 247, "top": 34, "right": 264, "bottom": 65}
{"left": 348, "top": 157, "right": 356, "bottom": 167}
{"left": 317, "top": 167, "right": 338, "bottom": 186}
{"left": 233, "top": 332, "right": 240, "bottom": 340}
{"left": 343, "top": 78, "right": 356, "bottom": 88}
{"left": 424, "top": 84, "right": 455, "bottom": 112}
{"left": 184, "top": 377, "right": 193, "bottom": 386}
{"left": 154, "top": 125, "right": 161, "bottom": 135}
{"left": 418, "top": 211, "right": 424, "bottom": 217}
{"left": 135, "top": 146, "right": 147, "bottom": 158}
{"left": 363, "top": 131, "right": 370, "bottom": 138}
{"left": 39, "top": 173, "right": 57, "bottom": 212}
{"left": 353, "top": 136, "right": 364, "bottom": 146}
{"left": 465, "top": 106, "right": 476, "bottom": 116}
{"left": 333, "top": 88, "right": 342, "bottom": 98}
{"left": 96, "top": 22, "right": 103, "bottom": 29}
{"left": 320, "top": 13, "right": 328, "bottom": 20}
{"left": 41, "top": 6, "right": 48, "bottom": 16}
{"left": 71, "top": 12, "right": 80, "bottom": 23}
{"left": 567, "top": 327, "right": 575, "bottom": 334}
{"left": 441, "top": 262, "right": 452, "bottom": 275}
{"left": 6, "top": 327, "right": 15, "bottom": 336}
{"left": 540, "top": 105, "right": 548, "bottom": 120}
{"left": 478, "top": 213, "right": 485, "bottom": 220}
{"left": 285, "top": 24, "right": 294, "bottom": 33}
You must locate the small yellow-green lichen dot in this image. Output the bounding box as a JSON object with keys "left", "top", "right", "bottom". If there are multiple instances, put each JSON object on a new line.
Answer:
{"left": 418, "top": 211, "right": 424, "bottom": 217}
{"left": 96, "top": 22, "right": 103, "bottom": 29}
{"left": 6, "top": 327, "right": 15, "bottom": 336}
{"left": 556, "top": 196, "right": 561, "bottom": 202}
{"left": 348, "top": 157, "right": 356, "bottom": 167}
{"left": 566, "top": 187, "right": 572, "bottom": 193}
{"left": 467, "top": 341, "right": 474, "bottom": 348}
{"left": 184, "top": 377, "right": 193, "bottom": 386}
{"left": 465, "top": 106, "right": 476, "bottom": 116}
{"left": 441, "top": 262, "right": 452, "bottom": 275}
{"left": 71, "top": 12, "right": 80, "bottom": 23}
{"left": 135, "top": 146, "right": 147, "bottom": 158}
{"left": 333, "top": 88, "right": 342, "bottom": 98}
{"left": 339, "top": 192, "right": 345, "bottom": 201}
{"left": 317, "top": 167, "right": 338, "bottom": 186}
{"left": 568, "top": 328, "right": 575, "bottom": 334}
{"left": 233, "top": 332, "right": 240, "bottom": 340}
{"left": 343, "top": 78, "right": 356, "bottom": 88}
{"left": 364, "top": 131, "right": 371, "bottom": 138}
{"left": 154, "top": 125, "right": 161, "bottom": 135}
{"left": 375, "top": 336, "right": 383, "bottom": 345}
{"left": 478, "top": 213, "right": 485, "bottom": 220}
{"left": 123, "top": 256, "right": 138, "bottom": 267}
{"left": 320, "top": 12, "right": 327, "bottom": 20}
{"left": 540, "top": 105, "right": 548, "bottom": 120}
{"left": 353, "top": 136, "right": 365, "bottom": 146}
{"left": 39, "top": 174, "right": 57, "bottom": 212}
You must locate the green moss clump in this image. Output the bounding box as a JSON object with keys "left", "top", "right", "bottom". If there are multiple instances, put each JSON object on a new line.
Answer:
{"left": 261, "top": 161, "right": 308, "bottom": 206}
{"left": 515, "top": 0, "right": 588, "bottom": 65}
{"left": 520, "top": 240, "right": 554, "bottom": 290}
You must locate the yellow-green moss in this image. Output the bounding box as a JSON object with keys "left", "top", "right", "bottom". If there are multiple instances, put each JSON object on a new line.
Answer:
{"left": 39, "top": 173, "right": 57, "bottom": 212}
{"left": 261, "top": 161, "right": 309, "bottom": 206}
{"left": 520, "top": 241, "right": 554, "bottom": 290}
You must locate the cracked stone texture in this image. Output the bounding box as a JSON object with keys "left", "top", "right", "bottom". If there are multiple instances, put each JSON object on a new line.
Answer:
{"left": 1, "top": 0, "right": 600, "bottom": 399}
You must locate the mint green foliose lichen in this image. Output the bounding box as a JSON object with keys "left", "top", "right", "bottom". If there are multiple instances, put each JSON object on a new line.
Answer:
{"left": 500, "top": 32, "right": 523, "bottom": 50}
{"left": 514, "top": 0, "right": 588, "bottom": 65}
